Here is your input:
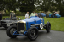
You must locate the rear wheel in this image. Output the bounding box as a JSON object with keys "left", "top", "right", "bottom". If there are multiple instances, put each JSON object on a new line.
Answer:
{"left": 46, "top": 22, "right": 51, "bottom": 33}
{"left": 27, "top": 27, "right": 38, "bottom": 41}
{"left": 6, "top": 25, "right": 17, "bottom": 38}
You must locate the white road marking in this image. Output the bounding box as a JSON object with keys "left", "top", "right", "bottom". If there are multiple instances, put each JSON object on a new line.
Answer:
{"left": 47, "top": 36, "right": 52, "bottom": 39}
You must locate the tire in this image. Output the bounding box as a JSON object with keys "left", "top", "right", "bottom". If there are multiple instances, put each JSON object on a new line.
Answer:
{"left": 27, "top": 27, "right": 38, "bottom": 41}
{"left": 46, "top": 22, "right": 51, "bottom": 33}
{"left": 6, "top": 25, "right": 17, "bottom": 38}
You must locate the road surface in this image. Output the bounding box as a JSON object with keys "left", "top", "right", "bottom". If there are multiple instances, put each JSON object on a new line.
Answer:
{"left": 0, "top": 27, "right": 64, "bottom": 42}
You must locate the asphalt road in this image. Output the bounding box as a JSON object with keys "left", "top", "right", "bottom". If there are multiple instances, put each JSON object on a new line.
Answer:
{"left": 0, "top": 27, "right": 64, "bottom": 42}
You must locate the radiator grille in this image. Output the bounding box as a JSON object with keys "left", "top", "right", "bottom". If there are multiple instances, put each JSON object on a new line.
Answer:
{"left": 17, "top": 23, "right": 24, "bottom": 31}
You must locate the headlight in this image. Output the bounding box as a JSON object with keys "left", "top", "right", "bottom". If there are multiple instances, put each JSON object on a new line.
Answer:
{"left": 18, "top": 20, "right": 26, "bottom": 23}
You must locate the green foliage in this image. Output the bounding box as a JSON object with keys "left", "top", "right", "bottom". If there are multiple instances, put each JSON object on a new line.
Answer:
{"left": 35, "top": 0, "right": 64, "bottom": 16}
{"left": 0, "top": 0, "right": 64, "bottom": 16}
{"left": 5, "top": 10, "right": 10, "bottom": 14}
{"left": 0, "top": 0, "right": 36, "bottom": 13}
{"left": 16, "top": 11, "right": 21, "bottom": 14}
{"left": 20, "top": 0, "right": 36, "bottom": 13}
{"left": 15, "top": 11, "right": 25, "bottom": 16}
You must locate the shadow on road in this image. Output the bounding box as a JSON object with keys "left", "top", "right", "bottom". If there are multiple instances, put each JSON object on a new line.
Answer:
{"left": 38, "top": 30, "right": 51, "bottom": 36}
{"left": 6, "top": 36, "right": 30, "bottom": 42}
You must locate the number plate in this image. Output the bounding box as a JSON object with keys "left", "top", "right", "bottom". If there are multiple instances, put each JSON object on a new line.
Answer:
{"left": 7, "top": 24, "right": 10, "bottom": 26}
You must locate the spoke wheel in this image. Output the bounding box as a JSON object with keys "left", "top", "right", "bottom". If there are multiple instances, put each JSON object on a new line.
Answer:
{"left": 6, "top": 25, "right": 18, "bottom": 38}
{"left": 27, "top": 27, "right": 38, "bottom": 41}
{"left": 10, "top": 28, "right": 16, "bottom": 35}
{"left": 30, "top": 30, "right": 36, "bottom": 38}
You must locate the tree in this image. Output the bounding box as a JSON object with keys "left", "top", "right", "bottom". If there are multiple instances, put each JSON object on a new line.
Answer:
{"left": 35, "top": 0, "right": 64, "bottom": 17}
{"left": 20, "top": 0, "right": 36, "bottom": 13}
{"left": 1, "top": 0, "right": 36, "bottom": 13}
{"left": 0, "top": 0, "right": 4, "bottom": 10}
{"left": 55, "top": 0, "right": 64, "bottom": 17}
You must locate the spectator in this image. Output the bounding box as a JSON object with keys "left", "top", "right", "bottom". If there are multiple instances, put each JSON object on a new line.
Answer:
{"left": 51, "top": 12, "right": 58, "bottom": 18}
{"left": 10, "top": 11, "right": 14, "bottom": 19}
{"left": 13, "top": 13, "right": 16, "bottom": 17}
{"left": 30, "top": 11, "right": 35, "bottom": 17}
{"left": 0, "top": 12, "right": 2, "bottom": 20}
{"left": 13, "top": 13, "right": 17, "bottom": 19}
{"left": 55, "top": 12, "right": 58, "bottom": 14}
{"left": 25, "top": 12, "right": 29, "bottom": 19}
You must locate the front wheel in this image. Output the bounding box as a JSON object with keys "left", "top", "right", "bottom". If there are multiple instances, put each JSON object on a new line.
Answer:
{"left": 6, "top": 25, "right": 17, "bottom": 38}
{"left": 27, "top": 27, "right": 38, "bottom": 41}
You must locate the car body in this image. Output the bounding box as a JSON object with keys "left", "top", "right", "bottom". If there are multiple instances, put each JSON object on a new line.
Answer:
{"left": 46, "top": 14, "right": 61, "bottom": 18}
{"left": 6, "top": 17, "right": 51, "bottom": 41}
{"left": 0, "top": 18, "right": 18, "bottom": 29}
{"left": 41, "top": 13, "right": 46, "bottom": 17}
{"left": 38, "top": 13, "right": 46, "bottom": 17}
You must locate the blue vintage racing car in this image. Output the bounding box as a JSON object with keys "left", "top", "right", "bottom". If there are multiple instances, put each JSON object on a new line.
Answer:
{"left": 38, "top": 13, "right": 46, "bottom": 17}
{"left": 46, "top": 14, "right": 61, "bottom": 18}
{"left": 6, "top": 17, "right": 51, "bottom": 41}
{"left": 41, "top": 13, "right": 46, "bottom": 17}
